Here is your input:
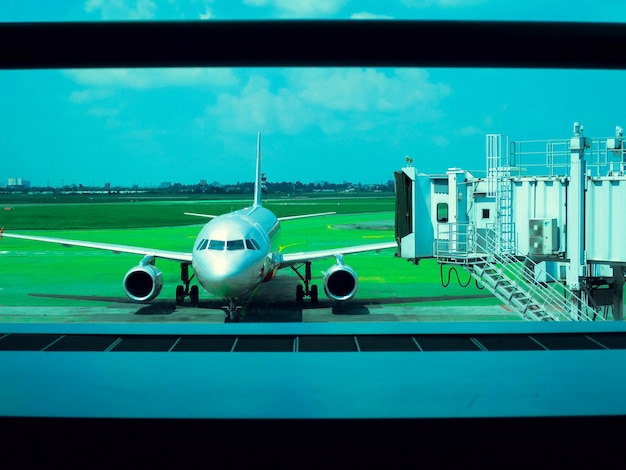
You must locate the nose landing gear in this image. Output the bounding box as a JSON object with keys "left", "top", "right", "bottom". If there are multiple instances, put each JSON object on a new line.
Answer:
{"left": 224, "top": 300, "right": 240, "bottom": 323}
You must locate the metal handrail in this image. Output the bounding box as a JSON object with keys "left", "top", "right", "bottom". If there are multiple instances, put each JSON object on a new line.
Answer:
{"left": 509, "top": 136, "right": 626, "bottom": 177}
{"left": 435, "top": 222, "right": 602, "bottom": 321}
{"left": 473, "top": 228, "right": 602, "bottom": 321}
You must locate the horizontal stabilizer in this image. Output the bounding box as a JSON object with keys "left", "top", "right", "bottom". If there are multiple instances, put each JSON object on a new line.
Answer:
{"left": 184, "top": 212, "right": 218, "bottom": 219}
{"left": 278, "top": 211, "right": 336, "bottom": 222}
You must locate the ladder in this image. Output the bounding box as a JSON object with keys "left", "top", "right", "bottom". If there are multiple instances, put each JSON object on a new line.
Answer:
{"left": 486, "top": 134, "right": 515, "bottom": 253}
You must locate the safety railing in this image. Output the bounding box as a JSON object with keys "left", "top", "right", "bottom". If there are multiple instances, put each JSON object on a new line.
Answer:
{"left": 435, "top": 222, "right": 604, "bottom": 321}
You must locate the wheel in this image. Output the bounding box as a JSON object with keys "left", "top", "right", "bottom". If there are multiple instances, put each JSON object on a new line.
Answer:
{"left": 226, "top": 309, "right": 239, "bottom": 323}
{"left": 189, "top": 285, "right": 199, "bottom": 306}
{"left": 175, "top": 285, "right": 185, "bottom": 304}
{"left": 310, "top": 284, "right": 319, "bottom": 304}
{"left": 296, "top": 284, "right": 304, "bottom": 304}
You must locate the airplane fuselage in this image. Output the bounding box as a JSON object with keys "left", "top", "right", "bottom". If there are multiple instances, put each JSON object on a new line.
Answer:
{"left": 191, "top": 205, "right": 280, "bottom": 300}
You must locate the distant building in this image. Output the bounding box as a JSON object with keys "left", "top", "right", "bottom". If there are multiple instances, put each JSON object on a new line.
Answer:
{"left": 7, "top": 177, "right": 28, "bottom": 188}
{"left": 159, "top": 182, "right": 172, "bottom": 189}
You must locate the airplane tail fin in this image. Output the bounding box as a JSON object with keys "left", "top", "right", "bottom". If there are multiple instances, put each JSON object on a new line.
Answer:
{"left": 253, "top": 132, "right": 263, "bottom": 207}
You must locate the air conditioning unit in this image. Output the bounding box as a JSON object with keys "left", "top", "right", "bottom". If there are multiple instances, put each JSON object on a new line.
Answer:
{"left": 529, "top": 218, "right": 558, "bottom": 255}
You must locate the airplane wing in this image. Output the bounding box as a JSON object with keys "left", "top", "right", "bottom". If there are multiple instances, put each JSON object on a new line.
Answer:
{"left": 0, "top": 231, "right": 193, "bottom": 263}
{"left": 276, "top": 241, "right": 397, "bottom": 268}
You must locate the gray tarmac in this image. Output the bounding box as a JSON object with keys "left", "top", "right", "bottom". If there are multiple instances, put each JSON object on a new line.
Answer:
{"left": 0, "top": 304, "right": 518, "bottom": 323}
{"left": 0, "top": 273, "right": 521, "bottom": 323}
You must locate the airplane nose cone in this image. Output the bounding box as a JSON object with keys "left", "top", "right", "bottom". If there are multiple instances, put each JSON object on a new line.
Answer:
{"left": 195, "top": 253, "right": 262, "bottom": 299}
{"left": 207, "top": 278, "right": 237, "bottom": 298}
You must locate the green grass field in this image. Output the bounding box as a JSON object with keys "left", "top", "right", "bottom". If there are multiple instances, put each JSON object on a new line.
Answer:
{"left": 0, "top": 194, "right": 501, "bottom": 314}
{"left": 0, "top": 194, "right": 395, "bottom": 229}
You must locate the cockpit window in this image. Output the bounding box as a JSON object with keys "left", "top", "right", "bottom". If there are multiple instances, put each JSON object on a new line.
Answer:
{"left": 208, "top": 239, "right": 225, "bottom": 250}
{"left": 195, "top": 239, "right": 208, "bottom": 251}
{"left": 246, "top": 238, "right": 261, "bottom": 250}
{"left": 226, "top": 240, "right": 245, "bottom": 251}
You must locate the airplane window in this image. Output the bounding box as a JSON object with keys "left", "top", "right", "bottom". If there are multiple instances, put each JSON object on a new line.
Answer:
{"left": 227, "top": 240, "right": 245, "bottom": 251}
{"left": 196, "top": 239, "right": 208, "bottom": 251}
{"left": 208, "top": 240, "right": 225, "bottom": 250}
{"left": 246, "top": 239, "right": 261, "bottom": 250}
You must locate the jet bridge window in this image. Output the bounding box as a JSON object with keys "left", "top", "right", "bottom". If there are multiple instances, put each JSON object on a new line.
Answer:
{"left": 227, "top": 240, "right": 245, "bottom": 251}
{"left": 208, "top": 240, "right": 226, "bottom": 250}
{"left": 246, "top": 239, "right": 261, "bottom": 250}
{"left": 437, "top": 203, "right": 449, "bottom": 223}
{"left": 195, "top": 239, "right": 208, "bottom": 250}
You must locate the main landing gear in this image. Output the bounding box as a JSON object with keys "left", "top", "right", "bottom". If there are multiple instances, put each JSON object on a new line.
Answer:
{"left": 176, "top": 263, "right": 199, "bottom": 306}
{"left": 292, "top": 262, "right": 319, "bottom": 305}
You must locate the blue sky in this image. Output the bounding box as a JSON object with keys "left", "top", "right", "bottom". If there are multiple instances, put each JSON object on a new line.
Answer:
{"left": 2, "top": 1, "right": 626, "bottom": 188}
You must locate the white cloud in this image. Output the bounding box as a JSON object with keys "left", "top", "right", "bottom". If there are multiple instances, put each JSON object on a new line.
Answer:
{"left": 401, "top": 0, "right": 486, "bottom": 7}
{"left": 199, "top": 6, "right": 213, "bottom": 19}
{"left": 65, "top": 68, "right": 238, "bottom": 91}
{"left": 460, "top": 125, "right": 483, "bottom": 136}
{"left": 85, "top": 0, "right": 157, "bottom": 20}
{"left": 433, "top": 135, "right": 450, "bottom": 147}
{"left": 90, "top": 106, "right": 120, "bottom": 118}
{"left": 290, "top": 68, "right": 450, "bottom": 114}
{"left": 350, "top": 12, "right": 394, "bottom": 19}
{"left": 243, "top": 0, "right": 348, "bottom": 17}
{"left": 69, "top": 89, "right": 113, "bottom": 104}
{"left": 195, "top": 0, "right": 215, "bottom": 19}
{"left": 207, "top": 76, "right": 319, "bottom": 135}
{"left": 207, "top": 68, "right": 451, "bottom": 135}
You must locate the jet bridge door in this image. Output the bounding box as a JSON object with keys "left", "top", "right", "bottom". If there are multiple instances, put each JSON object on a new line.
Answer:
{"left": 394, "top": 168, "right": 434, "bottom": 260}
{"left": 394, "top": 170, "right": 412, "bottom": 242}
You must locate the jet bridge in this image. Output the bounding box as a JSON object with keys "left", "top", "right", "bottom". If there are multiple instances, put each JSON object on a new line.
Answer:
{"left": 395, "top": 122, "right": 626, "bottom": 321}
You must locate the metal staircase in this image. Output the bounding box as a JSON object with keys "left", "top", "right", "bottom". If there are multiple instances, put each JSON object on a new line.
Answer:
{"left": 436, "top": 224, "right": 603, "bottom": 321}
{"left": 469, "top": 263, "right": 550, "bottom": 321}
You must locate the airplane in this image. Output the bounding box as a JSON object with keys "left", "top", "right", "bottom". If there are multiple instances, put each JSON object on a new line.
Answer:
{"left": 1, "top": 133, "right": 398, "bottom": 321}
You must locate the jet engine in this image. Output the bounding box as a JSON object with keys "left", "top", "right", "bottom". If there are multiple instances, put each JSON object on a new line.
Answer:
{"left": 323, "top": 262, "right": 358, "bottom": 301}
{"left": 123, "top": 262, "right": 163, "bottom": 302}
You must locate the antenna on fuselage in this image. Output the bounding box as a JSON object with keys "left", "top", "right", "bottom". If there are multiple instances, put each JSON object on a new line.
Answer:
{"left": 253, "top": 131, "right": 262, "bottom": 207}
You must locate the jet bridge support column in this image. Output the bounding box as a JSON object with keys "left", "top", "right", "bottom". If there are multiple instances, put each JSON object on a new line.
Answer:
{"left": 613, "top": 266, "right": 624, "bottom": 321}
{"left": 566, "top": 122, "right": 589, "bottom": 306}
